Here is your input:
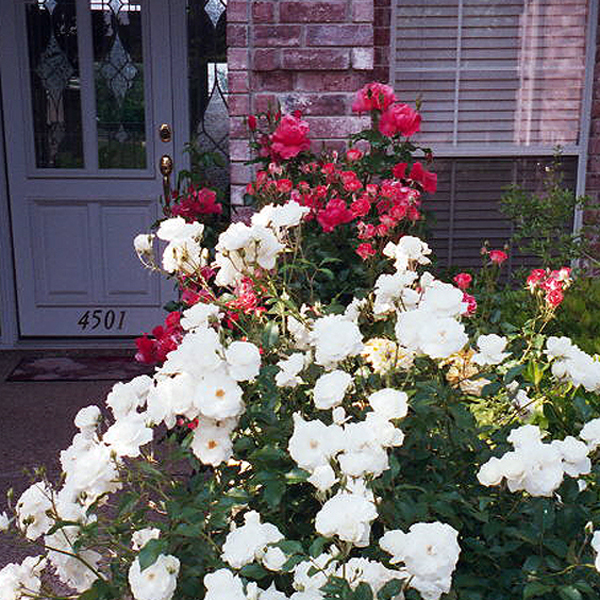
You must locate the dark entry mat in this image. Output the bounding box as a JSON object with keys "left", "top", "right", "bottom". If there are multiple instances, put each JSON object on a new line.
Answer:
{"left": 6, "top": 356, "right": 153, "bottom": 382}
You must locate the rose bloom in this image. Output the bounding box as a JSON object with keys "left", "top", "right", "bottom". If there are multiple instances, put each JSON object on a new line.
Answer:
{"left": 453, "top": 272, "right": 472, "bottom": 291}
{"left": 347, "top": 148, "right": 363, "bottom": 161}
{"left": 409, "top": 162, "right": 437, "bottom": 193}
{"left": 462, "top": 292, "right": 477, "bottom": 316}
{"left": 270, "top": 114, "right": 311, "bottom": 160}
{"left": 546, "top": 288, "right": 564, "bottom": 308}
{"left": 379, "top": 103, "right": 421, "bottom": 137}
{"left": 489, "top": 249, "right": 508, "bottom": 265}
{"left": 356, "top": 242, "right": 376, "bottom": 260}
{"left": 352, "top": 82, "right": 397, "bottom": 113}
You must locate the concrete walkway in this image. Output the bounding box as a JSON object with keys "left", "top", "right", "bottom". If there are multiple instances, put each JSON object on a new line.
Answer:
{"left": 0, "top": 350, "right": 125, "bottom": 567}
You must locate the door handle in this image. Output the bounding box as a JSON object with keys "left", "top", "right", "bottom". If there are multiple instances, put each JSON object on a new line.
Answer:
{"left": 159, "top": 123, "right": 172, "bottom": 143}
{"left": 159, "top": 154, "right": 173, "bottom": 207}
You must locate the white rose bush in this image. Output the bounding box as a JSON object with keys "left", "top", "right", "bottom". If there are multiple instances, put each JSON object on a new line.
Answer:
{"left": 3, "top": 83, "right": 600, "bottom": 600}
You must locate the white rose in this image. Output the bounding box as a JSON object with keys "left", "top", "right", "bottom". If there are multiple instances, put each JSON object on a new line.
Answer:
{"left": 315, "top": 492, "right": 377, "bottom": 547}
{"left": 74, "top": 405, "right": 101, "bottom": 432}
{"left": 0, "top": 556, "right": 46, "bottom": 600}
{"left": 132, "top": 527, "right": 161, "bottom": 551}
{"left": 275, "top": 353, "right": 306, "bottom": 388}
{"left": 16, "top": 481, "right": 53, "bottom": 541}
{"left": 180, "top": 303, "right": 221, "bottom": 331}
{"left": 580, "top": 418, "right": 600, "bottom": 450}
{"left": 473, "top": 334, "right": 510, "bottom": 366}
{"left": 128, "top": 554, "right": 180, "bottom": 600}
{"left": 313, "top": 370, "right": 353, "bottom": 410}
{"left": 190, "top": 421, "right": 234, "bottom": 467}
{"left": 367, "top": 388, "right": 409, "bottom": 420}
{"left": 134, "top": 233, "right": 155, "bottom": 255}
{"left": 103, "top": 412, "right": 153, "bottom": 458}
{"left": 204, "top": 569, "right": 247, "bottom": 600}
{"left": 221, "top": 511, "right": 284, "bottom": 569}
{"left": 157, "top": 217, "right": 203, "bottom": 242}
{"left": 194, "top": 369, "right": 245, "bottom": 421}
{"left": 288, "top": 414, "right": 343, "bottom": 472}
{"left": 311, "top": 314, "right": 363, "bottom": 369}
{"left": 226, "top": 341, "right": 262, "bottom": 381}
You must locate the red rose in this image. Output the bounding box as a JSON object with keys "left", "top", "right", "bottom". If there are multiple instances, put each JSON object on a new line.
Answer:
{"left": 392, "top": 162, "right": 408, "bottom": 179}
{"left": 356, "top": 242, "right": 376, "bottom": 260}
{"left": 352, "top": 82, "right": 397, "bottom": 113}
{"left": 247, "top": 114, "right": 257, "bottom": 131}
{"left": 316, "top": 197, "right": 354, "bottom": 233}
{"left": 346, "top": 148, "right": 363, "bottom": 161}
{"left": 453, "top": 272, "right": 472, "bottom": 291}
{"left": 489, "top": 250, "right": 508, "bottom": 265}
{"left": 409, "top": 162, "right": 437, "bottom": 194}
{"left": 271, "top": 114, "right": 311, "bottom": 160}
{"left": 379, "top": 103, "right": 421, "bottom": 138}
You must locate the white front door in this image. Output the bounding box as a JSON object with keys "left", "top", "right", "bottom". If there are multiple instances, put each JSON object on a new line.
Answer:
{"left": 1, "top": 0, "right": 182, "bottom": 337}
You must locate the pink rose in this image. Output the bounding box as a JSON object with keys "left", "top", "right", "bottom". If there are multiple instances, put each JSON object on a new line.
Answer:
{"left": 453, "top": 273, "right": 472, "bottom": 291}
{"left": 271, "top": 114, "right": 311, "bottom": 160}
{"left": 379, "top": 103, "right": 421, "bottom": 138}
{"left": 356, "top": 242, "right": 376, "bottom": 260}
{"left": 489, "top": 250, "right": 508, "bottom": 265}
{"left": 352, "top": 82, "right": 397, "bottom": 113}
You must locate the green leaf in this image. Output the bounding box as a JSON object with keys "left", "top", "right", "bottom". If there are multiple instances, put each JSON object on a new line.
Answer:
{"left": 262, "top": 322, "right": 280, "bottom": 349}
{"left": 558, "top": 586, "right": 583, "bottom": 600}
{"left": 137, "top": 538, "right": 168, "bottom": 571}
{"left": 275, "top": 540, "right": 304, "bottom": 555}
{"left": 239, "top": 563, "right": 269, "bottom": 580}
{"left": 309, "top": 536, "right": 327, "bottom": 558}
{"left": 523, "top": 582, "right": 552, "bottom": 599}
{"left": 353, "top": 582, "right": 373, "bottom": 600}
{"left": 504, "top": 364, "right": 526, "bottom": 384}
{"left": 377, "top": 579, "right": 404, "bottom": 600}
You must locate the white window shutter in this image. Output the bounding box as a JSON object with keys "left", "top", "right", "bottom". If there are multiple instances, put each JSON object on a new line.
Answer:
{"left": 394, "top": 0, "right": 589, "bottom": 150}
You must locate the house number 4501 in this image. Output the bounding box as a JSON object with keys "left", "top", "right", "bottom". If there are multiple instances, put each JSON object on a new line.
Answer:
{"left": 77, "top": 309, "right": 126, "bottom": 331}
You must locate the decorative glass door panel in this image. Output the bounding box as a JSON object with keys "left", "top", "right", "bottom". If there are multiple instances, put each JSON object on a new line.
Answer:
{"left": 1, "top": 0, "right": 176, "bottom": 336}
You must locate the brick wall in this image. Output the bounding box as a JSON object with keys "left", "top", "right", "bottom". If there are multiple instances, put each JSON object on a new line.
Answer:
{"left": 227, "top": 0, "right": 392, "bottom": 207}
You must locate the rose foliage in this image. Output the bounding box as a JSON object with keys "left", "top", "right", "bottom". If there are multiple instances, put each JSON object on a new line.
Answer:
{"left": 2, "top": 84, "right": 600, "bottom": 600}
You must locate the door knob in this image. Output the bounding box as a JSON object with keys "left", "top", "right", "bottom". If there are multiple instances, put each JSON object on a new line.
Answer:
{"left": 159, "top": 123, "right": 172, "bottom": 143}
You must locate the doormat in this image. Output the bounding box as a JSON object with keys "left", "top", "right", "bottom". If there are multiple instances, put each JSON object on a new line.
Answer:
{"left": 6, "top": 356, "right": 154, "bottom": 382}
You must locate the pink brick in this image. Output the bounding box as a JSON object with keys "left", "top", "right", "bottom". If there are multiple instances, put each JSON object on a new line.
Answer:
{"left": 296, "top": 71, "right": 371, "bottom": 91}
{"left": 228, "top": 94, "right": 250, "bottom": 117}
{"left": 352, "top": 47, "right": 374, "bottom": 70}
{"left": 231, "top": 162, "right": 252, "bottom": 185}
{"left": 227, "top": 24, "right": 248, "bottom": 47}
{"left": 311, "top": 139, "right": 347, "bottom": 153}
{"left": 282, "top": 48, "right": 350, "bottom": 70}
{"left": 252, "top": 1, "right": 275, "bottom": 22}
{"left": 252, "top": 71, "right": 295, "bottom": 91}
{"left": 230, "top": 116, "right": 248, "bottom": 139}
{"left": 228, "top": 0, "right": 248, "bottom": 22}
{"left": 278, "top": 92, "right": 350, "bottom": 116}
{"left": 307, "top": 116, "right": 371, "bottom": 138}
{"left": 230, "top": 139, "right": 251, "bottom": 162}
{"left": 230, "top": 185, "right": 249, "bottom": 209}
{"left": 306, "top": 24, "right": 373, "bottom": 46}
{"left": 352, "top": 0, "right": 374, "bottom": 22}
{"left": 229, "top": 71, "right": 250, "bottom": 93}
{"left": 253, "top": 49, "right": 281, "bottom": 71}
{"left": 254, "top": 94, "right": 279, "bottom": 113}
{"left": 280, "top": 1, "right": 347, "bottom": 23}
{"left": 254, "top": 25, "right": 302, "bottom": 47}
{"left": 228, "top": 48, "right": 249, "bottom": 70}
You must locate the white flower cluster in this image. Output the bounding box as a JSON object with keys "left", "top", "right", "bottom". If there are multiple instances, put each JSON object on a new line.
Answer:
{"left": 214, "top": 201, "right": 309, "bottom": 287}
{"left": 0, "top": 556, "right": 46, "bottom": 600}
{"left": 158, "top": 217, "right": 206, "bottom": 274}
{"left": 128, "top": 554, "right": 180, "bottom": 600}
{"left": 380, "top": 521, "right": 461, "bottom": 600}
{"left": 477, "top": 424, "right": 592, "bottom": 497}
{"left": 287, "top": 387, "right": 407, "bottom": 547}
{"left": 373, "top": 236, "right": 471, "bottom": 360}
{"left": 545, "top": 336, "right": 600, "bottom": 392}
{"left": 221, "top": 511, "right": 286, "bottom": 571}
{"left": 146, "top": 327, "right": 261, "bottom": 466}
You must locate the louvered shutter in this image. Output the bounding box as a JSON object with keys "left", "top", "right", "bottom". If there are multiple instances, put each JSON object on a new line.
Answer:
{"left": 394, "top": 0, "right": 591, "bottom": 268}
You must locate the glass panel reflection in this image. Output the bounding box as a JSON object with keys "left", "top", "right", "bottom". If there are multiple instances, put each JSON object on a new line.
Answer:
{"left": 188, "top": 0, "right": 229, "bottom": 190}
{"left": 92, "top": 0, "right": 146, "bottom": 169}
{"left": 27, "top": 0, "right": 84, "bottom": 168}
